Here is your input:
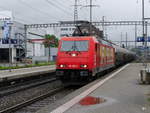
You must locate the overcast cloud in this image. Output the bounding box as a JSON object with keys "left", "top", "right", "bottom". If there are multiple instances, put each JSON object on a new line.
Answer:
{"left": 0, "top": 0, "right": 149, "bottom": 23}
{"left": 0, "top": 0, "right": 150, "bottom": 44}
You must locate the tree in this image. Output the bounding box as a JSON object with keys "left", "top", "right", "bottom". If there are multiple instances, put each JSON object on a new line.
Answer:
{"left": 43, "top": 34, "right": 59, "bottom": 62}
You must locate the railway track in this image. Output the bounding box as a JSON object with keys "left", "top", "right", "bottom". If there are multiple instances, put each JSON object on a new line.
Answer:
{"left": 0, "top": 87, "right": 64, "bottom": 113}
{"left": 0, "top": 65, "right": 126, "bottom": 113}
{"left": 13, "top": 87, "right": 75, "bottom": 113}
{"left": 12, "top": 68, "right": 119, "bottom": 113}
{"left": 9, "top": 68, "right": 121, "bottom": 113}
{"left": 0, "top": 77, "right": 57, "bottom": 97}
{"left": 0, "top": 72, "right": 63, "bottom": 113}
{"left": 0, "top": 71, "right": 55, "bottom": 88}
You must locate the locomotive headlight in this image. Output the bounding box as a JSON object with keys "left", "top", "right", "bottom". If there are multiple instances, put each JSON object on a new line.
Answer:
{"left": 80, "top": 64, "right": 88, "bottom": 68}
{"left": 60, "top": 64, "right": 65, "bottom": 68}
{"left": 72, "top": 53, "right": 76, "bottom": 57}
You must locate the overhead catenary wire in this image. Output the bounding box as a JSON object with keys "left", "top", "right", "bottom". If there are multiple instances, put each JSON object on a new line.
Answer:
{"left": 55, "top": 0, "right": 73, "bottom": 11}
{"left": 18, "top": 0, "right": 59, "bottom": 21}
{"left": 0, "top": 6, "right": 33, "bottom": 24}
{"left": 45, "top": 0, "right": 73, "bottom": 17}
{"left": 56, "top": 0, "right": 83, "bottom": 18}
{"left": 55, "top": 0, "right": 81, "bottom": 18}
{"left": 0, "top": 1, "right": 50, "bottom": 24}
{"left": 0, "top": 0, "right": 91, "bottom": 23}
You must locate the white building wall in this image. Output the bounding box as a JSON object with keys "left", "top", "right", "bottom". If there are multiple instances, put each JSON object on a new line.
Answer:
{"left": 27, "top": 28, "right": 46, "bottom": 57}
{"left": 27, "top": 27, "right": 59, "bottom": 62}
{"left": 12, "top": 48, "right": 16, "bottom": 63}
{"left": 34, "top": 43, "right": 45, "bottom": 56}
{"left": 27, "top": 42, "right": 33, "bottom": 57}
{"left": 45, "top": 47, "right": 58, "bottom": 61}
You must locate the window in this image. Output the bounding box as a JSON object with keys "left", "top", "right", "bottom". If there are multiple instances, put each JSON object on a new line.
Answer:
{"left": 61, "top": 34, "right": 68, "bottom": 37}
{"left": 61, "top": 28, "right": 68, "bottom": 31}
{"left": 60, "top": 40, "right": 88, "bottom": 51}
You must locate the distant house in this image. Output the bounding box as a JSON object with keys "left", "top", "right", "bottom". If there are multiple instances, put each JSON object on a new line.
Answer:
{"left": 27, "top": 27, "right": 59, "bottom": 63}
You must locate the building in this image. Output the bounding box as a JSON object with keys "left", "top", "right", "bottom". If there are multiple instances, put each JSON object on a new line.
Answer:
{"left": 0, "top": 21, "right": 25, "bottom": 63}
{"left": 26, "top": 27, "right": 59, "bottom": 62}
{"left": 60, "top": 27, "right": 75, "bottom": 37}
{"left": 0, "top": 20, "right": 93, "bottom": 63}
{"left": 26, "top": 23, "right": 76, "bottom": 62}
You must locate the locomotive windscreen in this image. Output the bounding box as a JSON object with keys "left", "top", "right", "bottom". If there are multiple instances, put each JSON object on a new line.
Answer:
{"left": 61, "top": 40, "right": 88, "bottom": 52}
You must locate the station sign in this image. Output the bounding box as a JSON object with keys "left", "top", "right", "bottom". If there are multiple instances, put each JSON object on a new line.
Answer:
{"left": 147, "top": 37, "right": 150, "bottom": 42}
{"left": 136, "top": 37, "right": 150, "bottom": 42}
{"left": 0, "top": 39, "right": 18, "bottom": 44}
{"left": 136, "top": 37, "right": 145, "bottom": 42}
{"left": 0, "top": 11, "right": 13, "bottom": 21}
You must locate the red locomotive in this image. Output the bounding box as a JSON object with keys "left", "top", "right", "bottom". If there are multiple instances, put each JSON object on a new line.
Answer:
{"left": 56, "top": 21, "right": 135, "bottom": 84}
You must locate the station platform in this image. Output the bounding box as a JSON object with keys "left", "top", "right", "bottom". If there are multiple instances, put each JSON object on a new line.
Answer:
{"left": 37, "top": 63, "right": 150, "bottom": 113}
{"left": 0, "top": 65, "right": 55, "bottom": 82}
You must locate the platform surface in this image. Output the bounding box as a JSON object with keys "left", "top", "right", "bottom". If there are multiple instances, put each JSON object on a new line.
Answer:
{"left": 38, "top": 63, "right": 150, "bottom": 113}
{"left": 0, "top": 65, "right": 55, "bottom": 82}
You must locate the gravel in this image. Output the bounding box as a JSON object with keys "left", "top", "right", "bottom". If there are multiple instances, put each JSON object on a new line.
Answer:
{"left": 0, "top": 80, "right": 62, "bottom": 111}
{"left": 14, "top": 88, "right": 74, "bottom": 113}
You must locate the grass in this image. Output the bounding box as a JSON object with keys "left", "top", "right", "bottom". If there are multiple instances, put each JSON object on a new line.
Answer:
{"left": 0, "top": 62, "right": 55, "bottom": 70}
{"left": 148, "top": 98, "right": 150, "bottom": 102}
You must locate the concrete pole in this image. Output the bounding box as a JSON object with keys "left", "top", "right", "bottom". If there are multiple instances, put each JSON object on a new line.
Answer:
{"left": 90, "top": 0, "right": 92, "bottom": 35}
{"left": 142, "top": 0, "right": 145, "bottom": 45}
{"left": 120, "top": 32, "right": 123, "bottom": 47}
{"left": 145, "top": 21, "right": 148, "bottom": 68}
{"left": 135, "top": 24, "right": 137, "bottom": 48}
{"left": 9, "top": 25, "right": 12, "bottom": 72}
{"left": 126, "top": 32, "right": 128, "bottom": 48}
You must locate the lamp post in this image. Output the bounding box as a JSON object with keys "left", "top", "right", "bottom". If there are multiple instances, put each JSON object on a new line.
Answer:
{"left": 142, "top": 0, "right": 145, "bottom": 43}
{"left": 141, "top": 0, "right": 150, "bottom": 68}
{"left": 141, "top": 0, "right": 146, "bottom": 67}
{"left": 135, "top": 24, "right": 137, "bottom": 48}
{"left": 9, "top": 26, "right": 11, "bottom": 72}
{"left": 7, "top": 22, "right": 13, "bottom": 72}
{"left": 8, "top": 23, "right": 12, "bottom": 72}
{"left": 90, "top": 0, "right": 92, "bottom": 35}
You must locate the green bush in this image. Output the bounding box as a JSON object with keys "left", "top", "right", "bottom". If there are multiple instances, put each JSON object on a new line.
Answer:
{"left": 0, "top": 62, "right": 55, "bottom": 70}
{"left": 148, "top": 98, "right": 150, "bottom": 102}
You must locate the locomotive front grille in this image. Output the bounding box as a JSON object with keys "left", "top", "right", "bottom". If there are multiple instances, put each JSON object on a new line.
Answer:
{"left": 56, "top": 69, "right": 89, "bottom": 80}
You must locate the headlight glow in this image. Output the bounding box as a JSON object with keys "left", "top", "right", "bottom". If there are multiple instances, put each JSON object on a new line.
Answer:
{"left": 80, "top": 64, "right": 88, "bottom": 68}
{"left": 72, "top": 53, "right": 76, "bottom": 57}
{"left": 60, "top": 64, "right": 65, "bottom": 68}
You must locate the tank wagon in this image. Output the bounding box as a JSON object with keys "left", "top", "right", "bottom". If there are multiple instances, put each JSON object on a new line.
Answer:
{"left": 56, "top": 21, "right": 135, "bottom": 84}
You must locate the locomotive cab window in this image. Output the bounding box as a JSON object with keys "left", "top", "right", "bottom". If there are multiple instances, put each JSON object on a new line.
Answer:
{"left": 60, "top": 40, "right": 88, "bottom": 51}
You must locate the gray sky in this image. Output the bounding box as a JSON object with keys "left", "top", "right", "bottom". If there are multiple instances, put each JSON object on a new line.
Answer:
{"left": 0, "top": 0, "right": 149, "bottom": 23}
{"left": 0, "top": 0, "right": 150, "bottom": 45}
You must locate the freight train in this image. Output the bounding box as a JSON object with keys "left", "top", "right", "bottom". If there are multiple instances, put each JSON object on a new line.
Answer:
{"left": 56, "top": 21, "right": 135, "bottom": 85}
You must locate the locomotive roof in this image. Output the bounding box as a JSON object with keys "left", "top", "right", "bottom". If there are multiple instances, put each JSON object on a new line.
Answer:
{"left": 60, "top": 36, "right": 112, "bottom": 47}
{"left": 61, "top": 36, "right": 96, "bottom": 40}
